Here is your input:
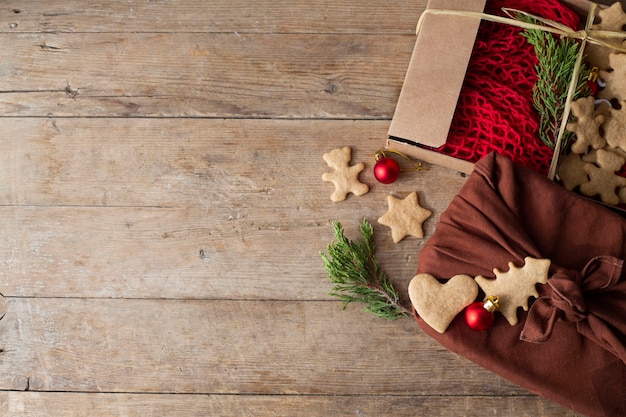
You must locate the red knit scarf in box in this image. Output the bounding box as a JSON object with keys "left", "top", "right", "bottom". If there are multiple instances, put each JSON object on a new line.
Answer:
{"left": 435, "top": 0, "right": 581, "bottom": 175}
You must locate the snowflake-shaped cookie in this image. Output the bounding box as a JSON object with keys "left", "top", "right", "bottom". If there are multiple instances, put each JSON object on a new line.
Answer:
{"left": 322, "top": 147, "right": 369, "bottom": 202}
{"left": 475, "top": 257, "right": 551, "bottom": 326}
{"left": 566, "top": 96, "right": 606, "bottom": 154}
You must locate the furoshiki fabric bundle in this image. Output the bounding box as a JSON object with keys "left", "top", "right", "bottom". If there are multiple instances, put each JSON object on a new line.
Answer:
{"left": 415, "top": 153, "right": 626, "bottom": 417}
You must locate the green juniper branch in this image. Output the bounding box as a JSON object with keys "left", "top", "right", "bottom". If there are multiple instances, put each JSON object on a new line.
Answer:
{"left": 519, "top": 15, "right": 591, "bottom": 151}
{"left": 321, "top": 219, "right": 411, "bottom": 320}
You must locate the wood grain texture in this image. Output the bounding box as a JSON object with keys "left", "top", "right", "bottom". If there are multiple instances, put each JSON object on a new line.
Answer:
{"left": 0, "top": 205, "right": 432, "bottom": 299}
{"left": 0, "top": 1, "right": 423, "bottom": 34}
{"left": 0, "top": 298, "right": 522, "bottom": 395}
{"left": 0, "top": 118, "right": 463, "bottom": 299}
{"left": 0, "top": 118, "right": 463, "bottom": 208}
{"left": 0, "top": 299, "right": 584, "bottom": 416}
{"left": 0, "top": 0, "right": 587, "bottom": 415}
{"left": 1, "top": 392, "right": 584, "bottom": 417}
{"left": 0, "top": 33, "right": 413, "bottom": 118}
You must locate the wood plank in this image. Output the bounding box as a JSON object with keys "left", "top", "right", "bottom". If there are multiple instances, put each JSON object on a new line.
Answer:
{"left": 0, "top": 1, "right": 426, "bottom": 34}
{"left": 0, "top": 118, "right": 465, "bottom": 207}
{"left": 0, "top": 118, "right": 465, "bottom": 299}
{"left": 1, "top": 392, "right": 584, "bottom": 417}
{"left": 0, "top": 297, "right": 526, "bottom": 396}
{"left": 0, "top": 205, "right": 438, "bottom": 300}
{"left": 0, "top": 33, "right": 414, "bottom": 118}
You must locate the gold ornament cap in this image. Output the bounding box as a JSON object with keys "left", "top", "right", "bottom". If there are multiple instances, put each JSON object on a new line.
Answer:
{"left": 483, "top": 295, "right": 500, "bottom": 313}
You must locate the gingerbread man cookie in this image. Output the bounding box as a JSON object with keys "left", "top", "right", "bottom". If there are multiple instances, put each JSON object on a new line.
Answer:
{"left": 566, "top": 96, "right": 606, "bottom": 154}
{"left": 322, "top": 147, "right": 369, "bottom": 202}
{"left": 558, "top": 152, "right": 589, "bottom": 191}
{"left": 579, "top": 149, "right": 626, "bottom": 205}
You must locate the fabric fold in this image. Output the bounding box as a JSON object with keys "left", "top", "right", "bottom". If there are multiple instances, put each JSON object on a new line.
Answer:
{"left": 416, "top": 153, "right": 626, "bottom": 417}
{"left": 521, "top": 256, "right": 626, "bottom": 364}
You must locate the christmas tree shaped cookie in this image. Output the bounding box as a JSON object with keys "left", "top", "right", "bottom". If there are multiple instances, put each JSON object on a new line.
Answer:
{"left": 475, "top": 257, "right": 551, "bottom": 326}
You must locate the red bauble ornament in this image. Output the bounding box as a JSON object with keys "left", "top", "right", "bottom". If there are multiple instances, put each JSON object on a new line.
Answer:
{"left": 464, "top": 296, "right": 500, "bottom": 331}
{"left": 374, "top": 157, "right": 400, "bottom": 184}
{"left": 586, "top": 67, "right": 602, "bottom": 97}
{"left": 465, "top": 302, "right": 494, "bottom": 331}
{"left": 587, "top": 79, "right": 599, "bottom": 97}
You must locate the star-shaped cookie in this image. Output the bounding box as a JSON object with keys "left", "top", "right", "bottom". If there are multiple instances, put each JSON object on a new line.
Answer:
{"left": 377, "top": 192, "right": 432, "bottom": 243}
{"left": 566, "top": 96, "right": 606, "bottom": 154}
{"left": 322, "top": 146, "right": 369, "bottom": 202}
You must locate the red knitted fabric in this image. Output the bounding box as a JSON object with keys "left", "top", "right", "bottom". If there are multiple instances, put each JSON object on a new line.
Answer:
{"left": 432, "top": 0, "right": 581, "bottom": 175}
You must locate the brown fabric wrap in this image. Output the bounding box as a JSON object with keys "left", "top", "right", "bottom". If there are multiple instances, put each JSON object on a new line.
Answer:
{"left": 416, "top": 153, "right": 626, "bottom": 417}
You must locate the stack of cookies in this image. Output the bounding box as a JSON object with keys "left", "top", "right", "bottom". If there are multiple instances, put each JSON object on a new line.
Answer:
{"left": 558, "top": 3, "right": 626, "bottom": 206}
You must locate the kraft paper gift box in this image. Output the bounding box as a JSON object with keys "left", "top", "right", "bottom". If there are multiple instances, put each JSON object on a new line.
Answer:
{"left": 386, "top": 0, "right": 607, "bottom": 176}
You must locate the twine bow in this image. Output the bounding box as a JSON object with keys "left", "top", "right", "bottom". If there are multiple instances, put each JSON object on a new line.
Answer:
{"left": 416, "top": 4, "right": 626, "bottom": 179}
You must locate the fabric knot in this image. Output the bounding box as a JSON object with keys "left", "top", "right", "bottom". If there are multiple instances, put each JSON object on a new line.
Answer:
{"left": 521, "top": 256, "right": 626, "bottom": 364}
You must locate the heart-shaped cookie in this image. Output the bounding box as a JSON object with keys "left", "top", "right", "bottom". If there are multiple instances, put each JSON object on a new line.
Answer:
{"left": 408, "top": 273, "right": 478, "bottom": 333}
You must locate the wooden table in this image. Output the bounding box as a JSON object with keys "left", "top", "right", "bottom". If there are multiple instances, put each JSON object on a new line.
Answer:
{"left": 0, "top": 2, "right": 583, "bottom": 415}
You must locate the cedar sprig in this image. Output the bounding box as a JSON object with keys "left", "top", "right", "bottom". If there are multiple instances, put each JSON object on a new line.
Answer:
{"left": 520, "top": 15, "right": 591, "bottom": 150}
{"left": 321, "top": 219, "right": 411, "bottom": 320}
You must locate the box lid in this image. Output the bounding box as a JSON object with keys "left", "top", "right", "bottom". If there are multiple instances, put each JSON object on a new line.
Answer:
{"left": 388, "top": 0, "right": 487, "bottom": 148}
